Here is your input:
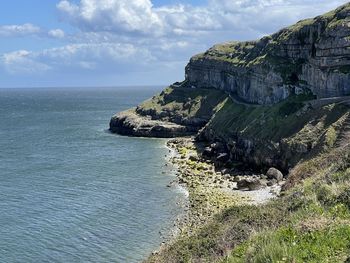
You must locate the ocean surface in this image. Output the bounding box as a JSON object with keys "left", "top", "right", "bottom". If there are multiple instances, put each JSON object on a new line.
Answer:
{"left": 0, "top": 87, "right": 185, "bottom": 263}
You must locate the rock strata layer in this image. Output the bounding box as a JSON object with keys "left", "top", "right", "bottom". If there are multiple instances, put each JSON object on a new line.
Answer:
{"left": 185, "top": 3, "right": 350, "bottom": 104}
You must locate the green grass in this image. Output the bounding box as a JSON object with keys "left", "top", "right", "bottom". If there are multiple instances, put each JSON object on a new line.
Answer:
{"left": 136, "top": 86, "right": 228, "bottom": 125}
{"left": 148, "top": 157, "right": 350, "bottom": 263}
{"left": 206, "top": 93, "right": 343, "bottom": 141}
{"left": 225, "top": 224, "right": 350, "bottom": 263}
{"left": 221, "top": 146, "right": 350, "bottom": 263}
{"left": 146, "top": 202, "right": 290, "bottom": 263}
{"left": 204, "top": 93, "right": 348, "bottom": 170}
{"left": 225, "top": 178, "right": 350, "bottom": 263}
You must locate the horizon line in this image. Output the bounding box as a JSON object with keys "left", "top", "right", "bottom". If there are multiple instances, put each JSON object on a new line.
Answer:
{"left": 0, "top": 84, "right": 170, "bottom": 89}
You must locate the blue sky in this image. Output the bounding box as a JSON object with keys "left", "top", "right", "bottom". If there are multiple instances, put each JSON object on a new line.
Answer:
{"left": 0, "top": 0, "right": 348, "bottom": 88}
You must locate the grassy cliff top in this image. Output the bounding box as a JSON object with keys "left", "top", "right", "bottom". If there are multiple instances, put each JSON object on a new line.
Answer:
{"left": 191, "top": 2, "right": 350, "bottom": 68}
{"left": 136, "top": 86, "right": 228, "bottom": 123}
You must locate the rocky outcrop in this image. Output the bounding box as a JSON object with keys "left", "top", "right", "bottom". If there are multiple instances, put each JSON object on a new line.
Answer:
{"left": 185, "top": 3, "right": 350, "bottom": 104}
{"left": 109, "top": 86, "right": 228, "bottom": 138}
{"left": 109, "top": 109, "right": 195, "bottom": 138}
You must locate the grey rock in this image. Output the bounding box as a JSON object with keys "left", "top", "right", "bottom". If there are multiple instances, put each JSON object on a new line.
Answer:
{"left": 221, "top": 168, "right": 230, "bottom": 175}
{"left": 266, "top": 168, "right": 284, "bottom": 182}
{"left": 237, "top": 178, "right": 263, "bottom": 191}
{"left": 267, "top": 181, "right": 274, "bottom": 187}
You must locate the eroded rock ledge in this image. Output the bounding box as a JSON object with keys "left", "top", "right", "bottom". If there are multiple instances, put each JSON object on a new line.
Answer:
{"left": 109, "top": 109, "right": 195, "bottom": 138}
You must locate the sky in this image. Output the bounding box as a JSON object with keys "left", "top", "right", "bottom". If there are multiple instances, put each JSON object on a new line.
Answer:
{"left": 0, "top": 0, "right": 348, "bottom": 88}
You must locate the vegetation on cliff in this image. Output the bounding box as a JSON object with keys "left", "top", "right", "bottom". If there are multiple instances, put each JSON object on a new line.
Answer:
{"left": 192, "top": 2, "right": 350, "bottom": 71}
{"left": 110, "top": 85, "right": 228, "bottom": 137}
{"left": 136, "top": 85, "right": 228, "bottom": 126}
{"left": 201, "top": 93, "right": 350, "bottom": 170}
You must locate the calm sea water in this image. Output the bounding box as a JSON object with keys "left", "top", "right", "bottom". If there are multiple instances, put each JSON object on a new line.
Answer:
{"left": 0, "top": 87, "right": 185, "bottom": 263}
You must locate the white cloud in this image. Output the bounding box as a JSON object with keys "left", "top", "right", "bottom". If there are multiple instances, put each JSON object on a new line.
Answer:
{"left": 39, "top": 43, "right": 154, "bottom": 63}
{"left": 0, "top": 42, "right": 155, "bottom": 75}
{"left": 57, "top": 0, "right": 349, "bottom": 39}
{"left": 0, "top": 23, "right": 66, "bottom": 40}
{"left": 0, "top": 23, "right": 41, "bottom": 37}
{"left": 1, "top": 50, "right": 51, "bottom": 74}
{"left": 48, "top": 29, "right": 65, "bottom": 39}
{"left": 57, "top": 0, "right": 163, "bottom": 35}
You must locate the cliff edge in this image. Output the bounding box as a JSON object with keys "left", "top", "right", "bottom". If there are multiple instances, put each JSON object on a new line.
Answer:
{"left": 186, "top": 3, "right": 350, "bottom": 104}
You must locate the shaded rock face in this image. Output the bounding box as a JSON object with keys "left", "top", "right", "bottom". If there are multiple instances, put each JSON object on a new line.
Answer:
{"left": 186, "top": 59, "right": 291, "bottom": 105}
{"left": 185, "top": 3, "right": 350, "bottom": 104}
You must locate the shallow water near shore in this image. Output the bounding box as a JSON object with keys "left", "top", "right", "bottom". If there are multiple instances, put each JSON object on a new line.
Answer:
{"left": 0, "top": 87, "right": 185, "bottom": 263}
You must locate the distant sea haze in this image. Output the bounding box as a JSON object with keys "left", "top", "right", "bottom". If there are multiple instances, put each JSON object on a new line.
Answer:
{"left": 0, "top": 87, "right": 185, "bottom": 262}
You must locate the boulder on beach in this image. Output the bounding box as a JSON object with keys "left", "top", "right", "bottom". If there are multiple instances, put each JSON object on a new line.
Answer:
{"left": 266, "top": 167, "right": 283, "bottom": 182}
{"left": 237, "top": 178, "right": 263, "bottom": 191}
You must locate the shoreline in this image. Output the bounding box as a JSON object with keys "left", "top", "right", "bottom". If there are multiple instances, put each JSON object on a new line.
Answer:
{"left": 152, "top": 137, "right": 285, "bottom": 256}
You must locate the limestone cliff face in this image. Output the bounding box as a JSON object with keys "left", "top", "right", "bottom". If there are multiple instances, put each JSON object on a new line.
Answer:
{"left": 110, "top": 3, "right": 350, "bottom": 172}
{"left": 185, "top": 3, "right": 350, "bottom": 104}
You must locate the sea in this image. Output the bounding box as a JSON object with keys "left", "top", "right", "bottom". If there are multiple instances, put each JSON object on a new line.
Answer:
{"left": 0, "top": 87, "right": 186, "bottom": 263}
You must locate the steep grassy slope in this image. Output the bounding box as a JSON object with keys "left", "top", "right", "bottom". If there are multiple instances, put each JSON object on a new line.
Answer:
{"left": 224, "top": 146, "right": 350, "bottom": 263}
{"left": 200, "top": 94, "right": 350, "bottom": 171}
{"left": 136, "top": 85, "right": 228, "bottom": 127}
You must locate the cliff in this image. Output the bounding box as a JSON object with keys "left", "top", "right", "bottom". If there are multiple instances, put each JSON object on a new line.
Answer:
{"left": 109, "top": 3, "right": 350, "bottom": 263}
{"left": 110, "top": 3, "right": 350, "bottom": 171}
{"left": 186, "top": 3, "right": 350, "bottom": 104}
{"left": 110, "top": 3, "right": 350, "bottom": 172}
